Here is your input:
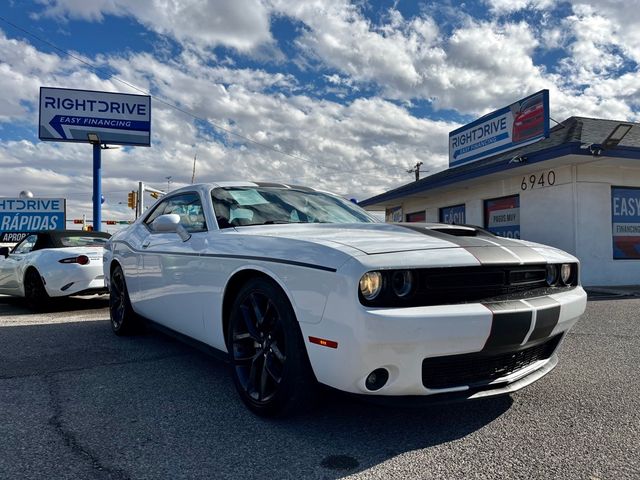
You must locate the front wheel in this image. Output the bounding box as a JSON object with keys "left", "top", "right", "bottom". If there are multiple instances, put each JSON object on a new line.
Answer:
{"left": 109, "top": 264, "right": 141, "bottom": 335}
{"left": 227, "top": 277, "right": 318, "bottom": 417}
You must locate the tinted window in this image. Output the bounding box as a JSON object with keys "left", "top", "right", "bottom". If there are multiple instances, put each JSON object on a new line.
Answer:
{"left": 145, "top": 192, "right": 207, "bottom": 233}
{"left": 59, "top": 235, "right": 109, "bottom": 247}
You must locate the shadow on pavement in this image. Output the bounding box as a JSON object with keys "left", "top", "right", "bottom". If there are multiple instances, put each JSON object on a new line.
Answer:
{"left": 1, "top": 319, "right": 512, "bottom": 479}
{"left": 0, "top": 294, "right": 108, "bottom": 315}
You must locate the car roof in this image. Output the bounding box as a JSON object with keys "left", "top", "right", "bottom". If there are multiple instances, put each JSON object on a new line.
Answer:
{"left": 170, "top": 181, "right": 319, "bottom": 195}
{"left": 33, "top": 230, "right": 110, "bottom": 249}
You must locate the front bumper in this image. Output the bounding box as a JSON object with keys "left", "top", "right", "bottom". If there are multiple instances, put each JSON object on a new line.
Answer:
{"left": 301, "top": 286, "right": 586, "bottom": 397}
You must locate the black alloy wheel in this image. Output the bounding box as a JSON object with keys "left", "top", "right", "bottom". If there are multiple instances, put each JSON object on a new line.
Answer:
{"left": 228, "top": 277, "right": 317, "bottom": 417}
{"left": 24, "top": 268, "right": 49, "bottom": 310}
{"left": 109, "top": 264, "right": 141, "bottom": 335}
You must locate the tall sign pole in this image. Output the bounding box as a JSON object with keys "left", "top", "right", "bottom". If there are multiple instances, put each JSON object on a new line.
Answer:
{"left": 92, "top": 142, "right": 102, "bottom": 230}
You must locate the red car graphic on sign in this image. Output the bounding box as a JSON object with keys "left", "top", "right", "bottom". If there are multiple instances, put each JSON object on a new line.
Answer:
{"left": 512, "top": 94, "right": 544, "bottom": 143}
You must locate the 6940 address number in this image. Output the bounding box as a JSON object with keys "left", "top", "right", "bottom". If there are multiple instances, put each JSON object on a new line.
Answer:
{"left": 521, "top": 170, "right": 556, "bottom": 190}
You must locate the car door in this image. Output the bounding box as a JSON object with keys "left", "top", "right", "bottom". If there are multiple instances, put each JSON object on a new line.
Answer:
{"left": 0, "top": 234, "right": 38, "bottom": 294}
{"left": 135, "top": 192, "right": 210, "bottom": 339}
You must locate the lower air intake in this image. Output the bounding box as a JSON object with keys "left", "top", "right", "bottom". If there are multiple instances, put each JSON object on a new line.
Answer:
{"left": 421, "top": 334, "right": 563, "bottom": 389}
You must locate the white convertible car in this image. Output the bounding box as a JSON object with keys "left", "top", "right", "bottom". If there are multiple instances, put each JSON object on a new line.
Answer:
{"left": 104, "top": 182, "right": 586, "bottom": 416}
{"left": 0, "top": 230, "right": 110, "bottom": 308}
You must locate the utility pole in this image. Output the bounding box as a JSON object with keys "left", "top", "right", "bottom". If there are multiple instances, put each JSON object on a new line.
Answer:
{"left": 191, "top": 154, "right": 197, "bottom": 184}
{"left": 407, "top": 161, "right": 424, "bottom": 181}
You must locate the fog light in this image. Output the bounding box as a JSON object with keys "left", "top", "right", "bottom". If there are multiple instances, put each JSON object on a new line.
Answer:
{"left": 365, "top": 368, "right": 389, "bottom": 391}
{"left": 560, "top": 264, "right": 572, "bottom": 285}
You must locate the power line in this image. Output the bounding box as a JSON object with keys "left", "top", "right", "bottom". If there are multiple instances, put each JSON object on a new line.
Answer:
{"left": 0, "top": 15, "right": 411, "bottom": 182}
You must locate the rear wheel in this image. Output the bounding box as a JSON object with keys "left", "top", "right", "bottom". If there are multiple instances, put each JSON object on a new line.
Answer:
{"left": 24, "top": 268, "right": 49, "bottom": 310}
{"left": 227, "top": 277, "right": 318, "bottom": 417}
{"left": 110, "top": 264, "right": 141, "bottom": 335}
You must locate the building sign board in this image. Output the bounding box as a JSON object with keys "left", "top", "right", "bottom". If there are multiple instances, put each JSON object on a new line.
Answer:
{"left": 449, "top": 90, "right": 549, "bottom": 168}
{"left": 39, "top": 87, "right": 151, "bottom": 146}
{"left": 0, "top": 198, "right": 66, "bottom": 243}
{"left": 439, "top": 204, "right": 466, "bottom": 224}
{"left": 485, "top": 195, "right": 520, "bottom": 238}
{"left": 611, "top": 187, "right": 640, "bottom": 259}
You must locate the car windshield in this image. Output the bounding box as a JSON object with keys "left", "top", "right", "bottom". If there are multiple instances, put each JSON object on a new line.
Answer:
{"left": 59, "top": 235, "right": 109, "bottom": 247}
{"left": 211, "top": 186, "right": 377, "bottom": 228}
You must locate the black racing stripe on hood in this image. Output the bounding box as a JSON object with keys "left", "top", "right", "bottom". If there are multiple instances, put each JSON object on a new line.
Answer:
{"left": 395, "top": 224, "right": 546, "bottom": 264}
{"left": 464, "top": 246, "right": 520, "bottom": 264}
{"left": 394, "top": 223, "right": 499, "bottom": 247}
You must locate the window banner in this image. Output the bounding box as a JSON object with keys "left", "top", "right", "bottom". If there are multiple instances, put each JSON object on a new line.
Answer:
{"left": 485, "top": 195, "right": 520, "bottom": 238}
{"left": 439, "top": 204, "right": 466, "bottom": 224}
{"left": 612, "top": 187, "right": 640, "bottom": 259}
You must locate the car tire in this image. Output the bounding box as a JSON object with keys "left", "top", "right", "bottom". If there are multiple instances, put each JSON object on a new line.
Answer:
{"left": 227, "top": 277, "right": 318, "bottom": 417}
{"left": 109, "top": 264, "right": 142, "bottom": 336}
{"left": 24, "top": 268, "right": 50, "bottom": 310}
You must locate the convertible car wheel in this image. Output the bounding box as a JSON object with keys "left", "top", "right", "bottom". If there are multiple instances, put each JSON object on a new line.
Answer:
{"left": 110, "top": 265, "right": 141, "bottom": 336}
{"left": 228, "top": 277, "right": 317, "bottom": 417}
{"left": 24, "top": 268, "right": 49, "bottom": 310}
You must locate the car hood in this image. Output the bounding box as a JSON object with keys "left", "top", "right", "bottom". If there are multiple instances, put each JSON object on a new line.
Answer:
{"left": 231, "top": 223, "right": 526, "bottom": 255}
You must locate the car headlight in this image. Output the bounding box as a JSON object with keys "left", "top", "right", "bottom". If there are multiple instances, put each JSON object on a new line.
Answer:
{"left": 359, "top": 271, "right": 383, "bottom": 301}
{"left": 560, "top": 264, "right": 572, "bottom": 285}
{"left": 545, "top": 264, "right": 558, "bottom": 286}
{"left": 391, "top": 270, "right": 413, "bottom": 297}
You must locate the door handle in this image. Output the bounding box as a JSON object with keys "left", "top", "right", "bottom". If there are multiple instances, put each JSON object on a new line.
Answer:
{"left": 142, "top": 240, "right": 150, "bottom": 248}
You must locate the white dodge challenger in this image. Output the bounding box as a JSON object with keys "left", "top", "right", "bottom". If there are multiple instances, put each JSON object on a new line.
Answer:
{"left": 104, "top": 182, "right": 586, "bottom": 416}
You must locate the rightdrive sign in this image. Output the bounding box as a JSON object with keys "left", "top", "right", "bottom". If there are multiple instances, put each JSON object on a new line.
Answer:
{"left": 0, "top": 198, "right": 66, "bottom": 243}
{"left": 39, "top": 87, "right": 151, "bottom": 146}
{"left": 448, "top": 90, "right": 549, "bottom": 168}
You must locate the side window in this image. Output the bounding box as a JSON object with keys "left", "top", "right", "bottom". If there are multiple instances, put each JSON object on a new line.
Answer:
{"left": 144, "top": 193, "right": 207, "bottom": 233}
{"left": 144, "top": 198, "right": 172, "bottom": 228}
{"left": 12, "top": 234, "right": 38, "bottom": 254}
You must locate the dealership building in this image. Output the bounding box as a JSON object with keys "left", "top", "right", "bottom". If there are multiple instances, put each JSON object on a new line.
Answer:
{"left": 360, "top": 98, "right": 640, "bottom": 286}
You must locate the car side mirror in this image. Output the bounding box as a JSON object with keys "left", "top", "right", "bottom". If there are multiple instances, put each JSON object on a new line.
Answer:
{"left": 151, "top": 214, "right": 191, "bottom": 242}
{"left": 0, "top": 246, "right": 9, "bottom": 258}
{"left": 152, "top": 213, "right": 181, "bottom": 232}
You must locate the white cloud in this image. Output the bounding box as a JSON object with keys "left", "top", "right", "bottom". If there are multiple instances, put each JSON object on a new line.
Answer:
{"left": 38, "top": 0, "right": 274, "bottom": 52}
{"left": 483, "top": 0, "right": 557, "bottom": 14}
{"left": 0, "top": 33, "right": 456, "bottom": 219}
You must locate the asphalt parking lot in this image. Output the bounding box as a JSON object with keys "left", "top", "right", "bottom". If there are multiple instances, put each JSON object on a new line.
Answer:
{"left": 0, "top": 294, "right": 638, "bottom": 480}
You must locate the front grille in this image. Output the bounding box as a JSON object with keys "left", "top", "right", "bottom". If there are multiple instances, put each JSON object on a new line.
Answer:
{"left": 418, "top": 265, "right": 548, "bottom": 304}
{"left": 360, "top": 264, "right": 564, "bottom": 307}
{"left": 422, "top": 334, "right": 563, "bottom": 389}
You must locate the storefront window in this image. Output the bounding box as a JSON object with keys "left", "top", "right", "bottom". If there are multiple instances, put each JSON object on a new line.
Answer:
{"left": 439, "top": 204, "right": 466, "bottom": 224}
{"left": 385, "top": 206, "right": 403, "bottom": 222}
{"left": 612, "top": 186, "right": 640, "bottom": 259}
{"left": 405, "top": 210, "right": 426, "bottom": 222}
{"left": 484, "top": 195, "right": 520, "bottom": 238}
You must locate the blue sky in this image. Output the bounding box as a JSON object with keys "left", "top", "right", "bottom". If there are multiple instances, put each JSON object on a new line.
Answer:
{"left": 0, "top": 0, "right": 639, "bottom": 221}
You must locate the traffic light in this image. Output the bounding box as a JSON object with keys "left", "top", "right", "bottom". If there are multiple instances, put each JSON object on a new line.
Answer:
{"left": 127, "top": 191, "right": 137, "bottom": 209}
{"left": 150, "top": 191, "right": 160, "bottom": 199}
{"left": 73, "top": 219, "right": 83, "bottom": 224}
